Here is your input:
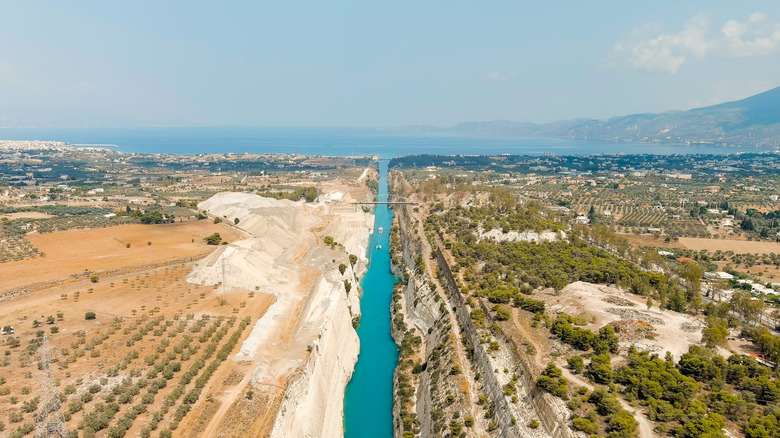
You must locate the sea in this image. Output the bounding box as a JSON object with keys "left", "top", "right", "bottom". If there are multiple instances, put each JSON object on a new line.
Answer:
{"left": 0, "top": 126, "right": 772, "bottom": 157}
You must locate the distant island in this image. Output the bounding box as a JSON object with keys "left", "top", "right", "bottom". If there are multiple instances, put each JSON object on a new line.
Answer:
{"left": 395, "top": 86, "right": 780, "bottom": 148}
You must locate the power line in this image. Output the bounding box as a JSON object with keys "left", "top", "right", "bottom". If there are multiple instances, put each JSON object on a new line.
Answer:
{"left": 36, "top": 335, "right": 67, "bottom": 438}
{"left": 220, "top": 258, "right": 231, "bottom": 306}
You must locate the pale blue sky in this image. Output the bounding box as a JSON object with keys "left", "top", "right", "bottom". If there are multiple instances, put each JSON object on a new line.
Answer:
{"left": 0, "top": 1, "right": 778, "bottom": 127}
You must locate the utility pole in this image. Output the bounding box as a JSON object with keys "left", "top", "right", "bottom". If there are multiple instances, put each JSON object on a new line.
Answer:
{"left": 36, "top": 335, "right": 67, "bottom": 438}
{"left": 220, "top": 258, "right": 230, "bottom": 306}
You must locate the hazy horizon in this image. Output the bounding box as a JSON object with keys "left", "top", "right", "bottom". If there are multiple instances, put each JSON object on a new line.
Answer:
{"left": 2, "top": 1, "right": 779, "bottom": 128}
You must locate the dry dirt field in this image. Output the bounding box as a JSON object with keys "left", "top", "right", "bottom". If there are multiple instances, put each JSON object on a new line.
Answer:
{"left": 1, "top": 212, "right": 55, "bottom": 220}
{"left": 620, "top": 233, "right": 679, "bottom": 249}
{"left": 0, "top": 221, "right": 242, "bottom": 293}
{"left": 714, "top": 261, "right": 780, "bottom": 282}
{"left": 0, "top": 221, "right": 276, "bottom": 438}
{"left": 678, "top": 237, "right": 780, "bottom": 254}
{"left": 622, "top": 234, "right": 780, "bottom": 255}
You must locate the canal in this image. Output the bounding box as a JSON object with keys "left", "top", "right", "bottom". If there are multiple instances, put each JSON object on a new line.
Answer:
{"left": 343, "top": 159, "right": 399, "bottom": 438}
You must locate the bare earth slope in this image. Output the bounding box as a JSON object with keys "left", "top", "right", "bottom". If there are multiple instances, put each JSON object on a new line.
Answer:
{"left": 182, "top": 192, "right": 373, "bottom": 437}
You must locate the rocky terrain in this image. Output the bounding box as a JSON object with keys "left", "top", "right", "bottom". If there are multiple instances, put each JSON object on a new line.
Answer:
{"left": 185, "top": 191, "right": 373, "bottom": 437}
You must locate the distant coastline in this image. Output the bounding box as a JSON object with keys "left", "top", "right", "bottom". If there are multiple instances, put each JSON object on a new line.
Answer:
{"left": 70, "top": 143, "right": 120, "bottom": 148}
{"left": 0, "top": 126, "right": 774, "bottom": 157}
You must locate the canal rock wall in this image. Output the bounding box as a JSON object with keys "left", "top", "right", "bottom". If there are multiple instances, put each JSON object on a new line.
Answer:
{"left": 433, "top": 232, "right": 577, "bottom": 438}
{"left": 268, "top": 203, "right": 373, "bottom": 438}
{"left": 328, "top": 201, "right": 374, "bottom": 324}
{"left": 195, "top": 192, "right": 374, "bottom": 438}
{"left": 395, "top": 206, "right": 441, "bottom": 328}
{"left": 392, "top": 206, "right": 488, "bottom": 437}
{"left": 269, "top": 272, "right": 361, "bottom": 438}
{"left": 390, "top": 205, "right": 447, "bottom": 438}
{"left": 386, "top": 170, "right": 574, "bottom": 438}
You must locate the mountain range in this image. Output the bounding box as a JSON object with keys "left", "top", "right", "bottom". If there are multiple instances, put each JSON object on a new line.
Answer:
{"left": 399, "top": 86, "right": 780, "bottom": 147}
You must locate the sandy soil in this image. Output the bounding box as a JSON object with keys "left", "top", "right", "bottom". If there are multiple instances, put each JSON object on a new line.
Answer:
{"left": 0, "top": 261, "right": 274, "bottom": 437}
{"left": 713, "top": 261, "right": 780, "bottom": 282}
{"left": 0, "top": 221, "right": 241, "bottom": 292}
{"left": 541, "top": 281, "right": 704, "bottom": 360}
{"left": 1, "top": 211, "right": 55, "bottom": 219}
{"left": 622, "top": 234, "right": 780, "bottom": 255}
{"left": 621, "top": 233, "right": 679, "bottom": 249}
{"left": 679, "top": 237, "right": 780, "bottom": 254}
{"left": 0, "top": 215, "right": 283, "bottom": 437}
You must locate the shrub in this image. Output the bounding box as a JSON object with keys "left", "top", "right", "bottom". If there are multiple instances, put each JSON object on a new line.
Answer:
{"left": 567, "top": 355, "right": 585, "bottom": 374}
{"left": 449, "top": 420, "right": 463, "bottom": 435}
{"left": 488, "top": 288, "right": 513, "bottom": 304}
{"left": 203, "top": 233, "right": 222, "bottom": 245}
{"left": 20, "top": 397, "right": 38, "bottom": 413}
{"left": 90, "top": 276, "right": 99, "bottom": 283}
{"left": 586, "top": 354, "right": 613, "bottom": 384}
{"left": 572, "top": 417, "right": 596, "bottom": 433}
{"left": 68, "top": 400, "right": 83, "bottom": 414}
{"left": 607, "top": 410, "right": 638, "bottom": 437}
{"left": 85, "top": 312, "right": 97, "bottom": 320}
{"left": 471, "top": 308, "right": 486, "bottom": 327}
{"left": 589, "top": 389, "right": 621, "bottom": 416}
{"left": 536, "top": 363, "right": 568, "bottom": 397}
{"left": 495, "top": 305, "right": 511, "bottom": 321}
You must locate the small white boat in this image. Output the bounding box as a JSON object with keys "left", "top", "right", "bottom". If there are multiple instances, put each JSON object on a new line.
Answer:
{"left": 376, "top": 244, "right": 382, "bottom": 249}
{"left": 378, "top": 227, "right": 384, "bottom": 234}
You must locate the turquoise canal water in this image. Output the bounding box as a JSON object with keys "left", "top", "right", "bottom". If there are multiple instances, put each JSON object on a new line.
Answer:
{"left": 343, "top": 159, "right": 399, "bottom": 438}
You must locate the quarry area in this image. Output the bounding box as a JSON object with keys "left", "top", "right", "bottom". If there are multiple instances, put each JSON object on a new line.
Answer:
{"left": 543, "top": 281, "right": 705, "bottom": 360}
